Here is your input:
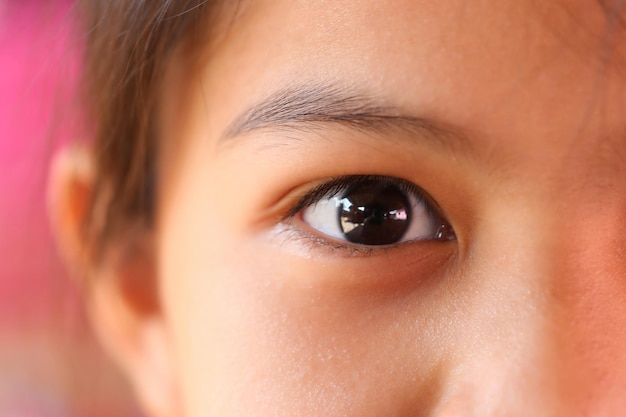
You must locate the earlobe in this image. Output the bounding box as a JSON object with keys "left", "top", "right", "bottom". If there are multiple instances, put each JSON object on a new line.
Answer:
{"left": 48, "top": 145, "right": 180, "bottom": 417}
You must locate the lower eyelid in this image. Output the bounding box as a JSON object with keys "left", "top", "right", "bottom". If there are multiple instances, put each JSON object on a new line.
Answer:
{"left": 272, "top": 222, "right": 401, "bottom": 257}
{"left": 284, "top": 211, "right": 436, "bottom": 256}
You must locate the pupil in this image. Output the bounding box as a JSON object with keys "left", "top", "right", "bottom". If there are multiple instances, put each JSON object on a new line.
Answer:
{"left": 338, "top": 180, "right": 411, "bottom": 245}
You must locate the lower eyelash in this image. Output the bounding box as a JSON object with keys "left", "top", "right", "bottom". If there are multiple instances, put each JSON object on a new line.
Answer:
{"left": 275, "top": 221, "right": 417, "bottom": 257}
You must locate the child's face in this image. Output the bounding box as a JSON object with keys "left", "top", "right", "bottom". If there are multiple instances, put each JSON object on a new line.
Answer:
{"left": 73, "top": 0, "right": 626, "bottom": 416}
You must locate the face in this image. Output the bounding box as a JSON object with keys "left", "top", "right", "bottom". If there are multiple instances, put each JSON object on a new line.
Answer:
{"left": 153, "top": 0, "right": 626, "bottom": 415}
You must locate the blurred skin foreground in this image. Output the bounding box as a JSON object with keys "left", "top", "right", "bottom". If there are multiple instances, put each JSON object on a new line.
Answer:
{"left": 51, "top": 0, "right": 626, "bottom": 416}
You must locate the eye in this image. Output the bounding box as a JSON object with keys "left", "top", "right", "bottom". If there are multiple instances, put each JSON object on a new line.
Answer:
{"left": 296, "top": 176, "right": 454, "bottom": 247}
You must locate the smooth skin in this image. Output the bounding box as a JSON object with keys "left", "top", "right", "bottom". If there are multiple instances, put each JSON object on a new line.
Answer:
{"left": 51, "top": 0, "right": 626, "bottom": 416}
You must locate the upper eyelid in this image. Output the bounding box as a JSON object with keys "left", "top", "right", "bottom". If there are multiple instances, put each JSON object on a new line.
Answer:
{"left": 282, "top": 177, "right": 346, "bottom": 219}
{"left": 283, "top": 175, "right": 432, "bottom": 220}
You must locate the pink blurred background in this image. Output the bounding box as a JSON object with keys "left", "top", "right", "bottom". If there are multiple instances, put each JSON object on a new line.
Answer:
{"left": 0, "top": 1, "right": 143, "bottom": 415}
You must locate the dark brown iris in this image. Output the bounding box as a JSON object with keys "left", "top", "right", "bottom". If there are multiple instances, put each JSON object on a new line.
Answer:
{"left": 338, "top": 180, "right": 411, "bottom": 245}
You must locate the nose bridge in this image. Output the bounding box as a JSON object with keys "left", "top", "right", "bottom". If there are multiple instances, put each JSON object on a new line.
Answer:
{"left": 438, "top": 204, "right": 570, "bottom": 416}
{"left": 436, "top": 193, "right": 626, "bottom": 416}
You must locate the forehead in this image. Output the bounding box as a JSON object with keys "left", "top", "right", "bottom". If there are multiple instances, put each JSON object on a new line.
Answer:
{"left": 172, "top": 0, "right": 626, "bottom": 183}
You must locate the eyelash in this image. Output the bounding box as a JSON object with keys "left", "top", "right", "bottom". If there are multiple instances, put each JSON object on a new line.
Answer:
{"left": 281, "top": 175, "right": 453, "bottom": 255}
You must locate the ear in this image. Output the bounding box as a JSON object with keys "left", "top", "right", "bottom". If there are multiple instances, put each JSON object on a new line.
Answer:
{"left": 48, "top": 145, "right": 181, "bottom": 417}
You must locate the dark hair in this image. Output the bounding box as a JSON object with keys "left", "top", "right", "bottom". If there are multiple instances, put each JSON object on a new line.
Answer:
{"left": 79, "top": 0, "right": 214, "bottom": 243}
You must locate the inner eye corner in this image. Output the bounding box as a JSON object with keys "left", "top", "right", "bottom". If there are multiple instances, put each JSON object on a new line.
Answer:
{"left": 434, "top": 221, "right": 456, "bottom": 241}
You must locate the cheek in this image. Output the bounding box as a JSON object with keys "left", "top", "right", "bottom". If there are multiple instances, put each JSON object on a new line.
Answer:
{"left": 158, "top": 215, "right": 449, "bottom": 415}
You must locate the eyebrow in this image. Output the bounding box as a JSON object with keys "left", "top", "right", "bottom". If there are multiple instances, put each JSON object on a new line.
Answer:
{"left": 222, "top": 84, "right": 470, "bottom": 154}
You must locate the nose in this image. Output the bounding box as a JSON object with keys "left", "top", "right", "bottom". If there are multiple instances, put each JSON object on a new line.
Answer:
{"left": 432, "top": 199, "right": 626, "bottom": 417}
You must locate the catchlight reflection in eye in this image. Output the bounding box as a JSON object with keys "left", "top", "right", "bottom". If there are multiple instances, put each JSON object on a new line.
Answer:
{"left": 301, "top": 177, "right": 452, "bottom": 246}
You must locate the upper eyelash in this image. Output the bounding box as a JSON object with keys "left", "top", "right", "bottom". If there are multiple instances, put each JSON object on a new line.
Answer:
{"left": 282, "top": 175, "right": 432, "bottom": 220}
